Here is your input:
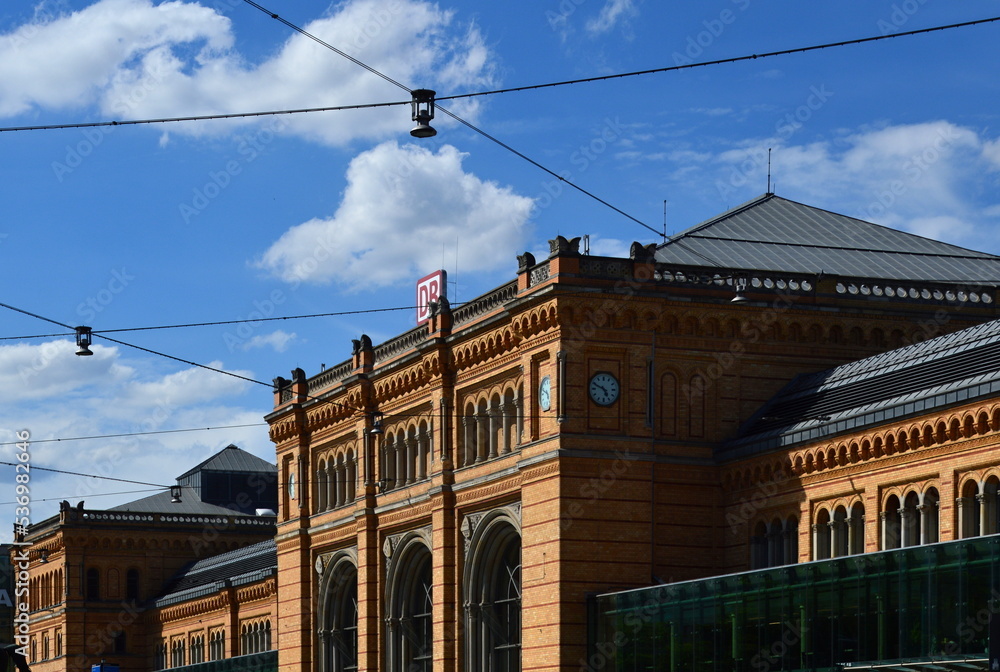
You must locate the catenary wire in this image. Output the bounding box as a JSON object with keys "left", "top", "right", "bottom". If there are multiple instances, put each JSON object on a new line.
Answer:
{"left": 0, "top": 15, "right": 994, "bottom": 135}
{"left": 0, "top": 423, "right": 267, "bottom": 447}
{"left": 0, "top": 460, "right": 168, "bottom": 487}
{"left": 0, "top": 488, "right": 163, "bottom": 507}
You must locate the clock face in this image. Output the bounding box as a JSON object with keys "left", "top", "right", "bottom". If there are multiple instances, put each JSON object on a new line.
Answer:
{"left": 589, "top": 372, "right": 620, "bottom": 406}
{"left": 539, "top": 376, "right": 552, "bottom": 411}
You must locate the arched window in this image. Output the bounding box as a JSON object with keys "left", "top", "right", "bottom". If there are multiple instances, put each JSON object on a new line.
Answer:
{"left": 902, "top": 492, "right": 920, "bottom": 547}
{"left": 813, "top": 509, "right": 832, "bottom": 560}
{"left": 464, "top": 513, "right": 522, "bottom": 672}
{"left": 317, "top": 459, "right": 328, "bottom": 511}
{"left": 385, "top": 538, "right": 433, "bottom": 672}
{"left": 209, "top": 631, "right": 225, "bottom": 661}
{"left": 86, "top": 568, "right": 100, "bottom": 601}
{"left": 882, "top": 495, "right": 902, "bottom": 550}
{"left": 320, "top": 556, "right": 358, "bottom": 672}
{"left": 126, "top": 569, "right": 140, "bottom": 601}
{"left": 750, "top": 521, "right": 768, "bottom": 569}
{"left": 849, "top": 502, "right": 865, "bottom": 555}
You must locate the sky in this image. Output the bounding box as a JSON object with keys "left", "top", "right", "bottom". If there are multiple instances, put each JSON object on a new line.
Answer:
{"left": 1, "top": 0, "right": 999, "bottom": 534}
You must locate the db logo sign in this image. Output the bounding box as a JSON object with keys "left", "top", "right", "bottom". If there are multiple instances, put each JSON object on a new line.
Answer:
{"left": 416, "top": 270, "right": 447, "bottom": 325}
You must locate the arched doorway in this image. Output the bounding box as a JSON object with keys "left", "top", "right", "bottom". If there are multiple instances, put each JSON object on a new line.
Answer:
{"left": 318, "top": 553, "right": 358, "bottom": 672}
{"left": 464, "top": 509, "right": 522, "bottom": 672}
{"left": 385, "top": 536, "right": 433, "bottom": 672}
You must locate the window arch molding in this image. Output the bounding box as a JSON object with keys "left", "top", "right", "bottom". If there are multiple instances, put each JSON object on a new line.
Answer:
{"left": 383, "top": 530, "right": 433, "bottom": 672}
{"left": 317, "top": 549, "right": 359, "bottom": 672}
{"left": 462, "top": 504, "right": 523, "bottom": 672}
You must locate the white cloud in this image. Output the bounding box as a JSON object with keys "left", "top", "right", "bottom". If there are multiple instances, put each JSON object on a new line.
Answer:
{"left": 707, "top": 121, "right": 996, "bottom": 248}
{"left": 586, "top": 0, "right": 638, "bottom": 36}
{"left": 241, "top": 330, "right": 297, "bottom": 353}
{"left": 255, "top": 140, "right": 534, "bottom": 290}
{"left": 0, "top": 340, "right": 271, "bottom": 538}
{"left": 0, "top": 0, "right": 495, "bottom": 145}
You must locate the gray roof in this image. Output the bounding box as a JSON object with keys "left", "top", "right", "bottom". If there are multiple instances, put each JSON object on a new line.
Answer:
{"left": 154, "top": 539, "right": 277, "bottom": 607}
{"left": 720, "top": 318, "right": 1000, "bottom": 460}
{"left": 177, "top": 443, "right": 276, "bottom": 480}
{"left": 657, "top": 194, "right": 1000, "bottom": 283}
{"left": 107, "top": 485, "right": 260, "bottom": 515}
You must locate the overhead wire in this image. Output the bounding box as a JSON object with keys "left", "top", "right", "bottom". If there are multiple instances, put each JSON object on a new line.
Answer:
{"left": 237, "top": 0, "right": 659, "bottom": 235}
{"left": 0, "top": 423, "right": 267, "bottom": 447}
{"left": 0, "top": 14, "right": 993, "bottom": 135}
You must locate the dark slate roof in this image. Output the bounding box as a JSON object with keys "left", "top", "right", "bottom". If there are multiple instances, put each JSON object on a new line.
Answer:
{"left": 177, "top": 444, "right": 277, "bottom": 480}
{"left": 656, "top": 194, "right": 1000, "bottom": 283}
{"left": 107, "top": 486, "right": 258, "bottom": 515}
{"left": 720, "top": 318, "right": 1000, "bottom": 460}
{"left": 154, "top": 539, "right": 277, "bottom": 608}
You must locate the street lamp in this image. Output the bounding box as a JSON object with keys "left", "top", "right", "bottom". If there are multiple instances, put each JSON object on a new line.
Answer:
{"left": 410, "top": 89, "right": 437, "bottom": 138}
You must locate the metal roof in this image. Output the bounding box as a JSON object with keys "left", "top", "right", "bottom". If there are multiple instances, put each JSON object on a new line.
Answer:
{"left": 720, "top": 318, "right": 1000, "bottom": 459}
{"left": 155, "top": 539, "right": 277, "bottom": 607}
{"left": 177, "top": 444, "right": 277, "bottom": 480}
{"left": 107, "top": 485, "right": 263, "bottom": 515}
{"left": 657, "top": 194, "right": 1000, "bottom": 283}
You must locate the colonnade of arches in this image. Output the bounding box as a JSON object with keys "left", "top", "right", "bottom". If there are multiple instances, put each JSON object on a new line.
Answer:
{"left": 379, "top": 422, "right": 432, "bottom": 492}
{"left": 957, "top": 476, "right": 1000, "bottom": 539}
{"left": 316, "top": 449, "right": 358, "bottom": 512}
{"left": 807, "top": 488, "right": 941, "bottom": 561}
{"left": 749, "top": 516, "right": 798, "bottom": 569}
{"left": 318, "top": 513, "right": 521, "bottom": 672}
{"left": 459, "top": 386, "right": 523, "bottom": 468}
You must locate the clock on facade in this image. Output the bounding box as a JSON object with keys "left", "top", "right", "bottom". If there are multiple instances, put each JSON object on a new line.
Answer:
{"left": 539, "top": 376, "right": 552, "bottom": 411}
{"left": 588, "top": 372, "right": 620, "bottom": 406}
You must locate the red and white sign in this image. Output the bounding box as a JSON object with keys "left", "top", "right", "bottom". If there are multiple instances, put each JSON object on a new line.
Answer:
{"left": 416, "top": 270, "right": 447, "bottom": 325}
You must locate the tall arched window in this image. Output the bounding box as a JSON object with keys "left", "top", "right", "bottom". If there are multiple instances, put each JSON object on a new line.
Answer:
{"left": 126, "top": 568, "right": 140, "bottom": 601}
{"left": 385, "top": 537, "right": 433, "bottom": 672}
{"left": 464, "top": 511, "right": 522, "bottom": 672}
{"left": 319, "top": 555, "right": 358, "bottom": 672}
{"left": 86, "top": 568, "right": 100, "bottom": 601}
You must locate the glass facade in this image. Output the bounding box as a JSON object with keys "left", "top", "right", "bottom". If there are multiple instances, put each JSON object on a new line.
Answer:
{"left": 590, "top": 536, "right": 1000, "bottom": 671}
{"left": 168, "top": 650, "right": 278, "bottom": 672}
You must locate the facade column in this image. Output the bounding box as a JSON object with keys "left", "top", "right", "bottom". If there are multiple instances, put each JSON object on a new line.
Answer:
{"left": 333, "top": 463, "right": 343, "bottom": 508}
{"left": 416, "top": 432, "right": 427, "bottom": 481}
{"left": 978, "top": 493, "right": 989, "bottom": 537}
{"left": 500, "top": 403, "right": 511, "bottom": 455}
{"left": 401, "top": 438, "right": 411, "bottom": 485}
{"left": 846, "top": 517, "right": 857, "bottom": 555}
{"left": 395, "top": 437, "right": 406, "bottom": 487}
{"left": 476, "top": 414, "right": 487, "bottom": 463}
{"left": 514, "top": 390, "right": 523, "bottom": 446}
{"left": 879, "top": 511, "right": 888, "bottom": 550}
{"left": 461, "top": 417, "right": 472, "bottom": 468}
{"left": 828, "top": 521, "right": 840, "bottom": 558}
{"left": 956, "top": 497, "right": 969, "bottom": 539}
{"left": 811, "top": 523, "right": 821, "bottom": 561}
{"left": 899, "top": 508, "right": 912, "bottom": 547}
{"left": 917, "top": 504, "right": 929, "bottom": 546}
{"left": 488, "top": 408, "right": 499, "bottom": 459}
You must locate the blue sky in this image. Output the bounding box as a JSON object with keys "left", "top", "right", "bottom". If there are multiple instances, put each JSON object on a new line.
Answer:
{"left": 1, "top": 0, "right": 999, "bottom": 531}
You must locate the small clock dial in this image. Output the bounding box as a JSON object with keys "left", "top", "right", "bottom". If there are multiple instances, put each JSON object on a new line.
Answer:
{"left": 539, "top": 376, "right": 552, "bottom": 411}
{"left": 589, "top": 372, "right": 620, "bottom": 406}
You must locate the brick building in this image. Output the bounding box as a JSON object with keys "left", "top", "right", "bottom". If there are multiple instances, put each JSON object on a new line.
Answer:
{"left": 17, "top": 444, "right": 279, "bottom": 672}
{"left": 265, "top": 194, "right": 1000, "bottom": 672}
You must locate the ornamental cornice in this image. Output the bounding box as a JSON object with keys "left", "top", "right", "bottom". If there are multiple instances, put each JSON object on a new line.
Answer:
{"left": 378, "top": 501, "right": 433, "bottom": 527}
{"left": 728, "top": 401, "right": 1000, "bottom": 488}
{"left": 454, "top": 477, "right": 522, "bottom": 504}
{"left": 236, "top": 578, "right": 276, "bottom": 603}
{"left": 155, "top": 594, "right": 229, "bottom": 624}
{"left": 519, "top": 460, "right": 559, "bottom": 482}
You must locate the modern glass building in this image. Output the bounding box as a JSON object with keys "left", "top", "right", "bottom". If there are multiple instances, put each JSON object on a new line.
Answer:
{"left": 590, "top": 536, "right": 1000, "bottom": 671}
